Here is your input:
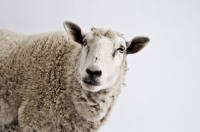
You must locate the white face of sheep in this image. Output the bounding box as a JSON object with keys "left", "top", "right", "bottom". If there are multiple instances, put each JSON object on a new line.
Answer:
{"left": 64, "top": 21, "right": 149, "bottom": 92}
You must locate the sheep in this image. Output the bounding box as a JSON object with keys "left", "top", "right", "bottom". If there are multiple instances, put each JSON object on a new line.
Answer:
{"left": 0, "top": 21, "right": 150, "bottom": 132}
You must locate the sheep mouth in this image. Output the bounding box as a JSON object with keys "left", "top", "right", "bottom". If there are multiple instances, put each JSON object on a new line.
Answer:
{"left": 82, "top": 78, "right": 101, "bottom": 86}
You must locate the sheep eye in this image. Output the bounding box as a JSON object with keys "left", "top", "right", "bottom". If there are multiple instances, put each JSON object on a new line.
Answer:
{"left": 82, "top": 39, "right": 87, "bottom": 46}
{"left": 118, "top": 46, "right": 125, "bottom": 53}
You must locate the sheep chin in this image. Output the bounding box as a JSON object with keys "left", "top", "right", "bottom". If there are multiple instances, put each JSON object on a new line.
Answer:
{"left": 81, "top": 81, "right": 102, "bottom": 92}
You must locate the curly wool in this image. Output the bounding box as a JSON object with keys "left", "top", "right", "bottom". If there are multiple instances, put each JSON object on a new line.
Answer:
{"left": 0, "top": 30, "right": 127, "bottom": 132}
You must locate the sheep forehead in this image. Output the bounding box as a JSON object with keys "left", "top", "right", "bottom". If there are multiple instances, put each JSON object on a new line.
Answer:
{"left": 87, "top": 28, "right": 123, "bottom": 39}
{"left": 85, "top": 28, "right": 126, "bottom": 47}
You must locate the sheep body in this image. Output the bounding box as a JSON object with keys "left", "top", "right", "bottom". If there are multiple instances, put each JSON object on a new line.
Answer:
{"left": 0, "top": 30, "right": 122, "bottom": 132}
{"left": 0, "top": 21, "right": 150, "bottom": 132}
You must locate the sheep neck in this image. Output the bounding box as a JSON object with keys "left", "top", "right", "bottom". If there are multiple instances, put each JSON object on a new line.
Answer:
{"left": 70, "top": 52, "right": 127, "bottom": 130}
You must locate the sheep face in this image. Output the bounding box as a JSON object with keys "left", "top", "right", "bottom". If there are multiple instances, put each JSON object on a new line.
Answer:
{"left": 64, "top": 21, "right": 150, "bottom": 92}
{"left": 78, "top": 30, "right": 127, "bottom": 92}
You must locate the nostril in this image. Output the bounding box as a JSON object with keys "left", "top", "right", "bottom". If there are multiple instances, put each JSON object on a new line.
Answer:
{"left": 86, "top": 68, "right": 93, "bottom": 75}
{"left": 86, "top": 68, "right": 102, "bottom": 76}
{"left": 93, "top": 70, "right": 102, "bottom": 76}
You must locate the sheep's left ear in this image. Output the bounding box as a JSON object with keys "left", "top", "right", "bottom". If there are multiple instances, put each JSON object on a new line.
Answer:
{"left": 126, "top": 36, "right": 150, "bottom": 54}
{"left": 63, "top": 21, "right": 84, "bottom": 45}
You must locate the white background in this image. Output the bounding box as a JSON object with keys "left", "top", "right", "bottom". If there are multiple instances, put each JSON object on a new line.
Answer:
{"left": 0, "top": 0, "right": 200, "bottom": 132}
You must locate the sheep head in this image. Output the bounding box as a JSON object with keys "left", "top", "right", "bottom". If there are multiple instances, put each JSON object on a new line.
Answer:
{"left": 63, "top": 21, "right": 149, "bottom": 92}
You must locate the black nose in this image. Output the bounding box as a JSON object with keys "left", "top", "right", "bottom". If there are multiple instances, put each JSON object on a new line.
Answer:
{"left": 86, "top": 68, "right": 102, "bottom": 77}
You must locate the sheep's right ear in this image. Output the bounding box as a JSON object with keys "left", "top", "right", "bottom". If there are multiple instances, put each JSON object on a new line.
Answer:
{"left": 63, "top": 21, "right": 84, "bottom": 45}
